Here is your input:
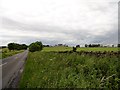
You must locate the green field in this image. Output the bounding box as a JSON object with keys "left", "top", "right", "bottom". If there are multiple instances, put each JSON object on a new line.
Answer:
{"left": 20, "top": 50, "right": 119, "bottom": 88}
{"left": 43, "top": 46, "right": 119, "bottom": 52}
{"left": 42, "top": 46, "right": 72, "bottom": 52}
{"left": 0, "top": 48, "right": 24, "bottom": 59}
{"left": 77, "top": 47, "right": 118, "bottom": 52}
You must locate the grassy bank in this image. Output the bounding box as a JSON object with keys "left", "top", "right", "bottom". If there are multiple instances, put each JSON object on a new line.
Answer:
{"left": 1, "top": 48, "right": 24, "bottom": 59}
{"left": 19, "top": 51, "right": 119, "bottom": 88}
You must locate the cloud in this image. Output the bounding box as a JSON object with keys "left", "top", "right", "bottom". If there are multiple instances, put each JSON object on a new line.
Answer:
{"left": 0, "top": 0, "right": 118, "bottom": 46}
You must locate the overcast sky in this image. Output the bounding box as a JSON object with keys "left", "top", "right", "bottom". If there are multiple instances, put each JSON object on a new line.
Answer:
{"left": 0, "top": 0, "right": 119, "bottom": 46}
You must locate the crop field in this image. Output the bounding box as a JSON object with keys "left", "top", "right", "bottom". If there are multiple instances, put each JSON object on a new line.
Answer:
{"left": 43, "top": 46, "right": 119, "bottom": 52}
{"left": 0, "top": 48, "right": 24, "bottom": 59}
{"left": 20, "top": 48, "right": 120, "bottom": 88}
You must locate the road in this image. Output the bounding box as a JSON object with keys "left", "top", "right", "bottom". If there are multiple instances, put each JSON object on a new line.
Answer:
{"left": 0, "top": 50, "right": 28, "bottom": 89}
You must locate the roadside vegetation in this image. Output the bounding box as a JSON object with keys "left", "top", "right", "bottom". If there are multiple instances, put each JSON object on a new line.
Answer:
{"left": 1, "top": 43, "right": 28, "bottom": 59}
{"left": 1, "top": 48, "right": 24, "bottom": 59}
{"left": 20, "top": 47, "right": 119, "bottom": 88}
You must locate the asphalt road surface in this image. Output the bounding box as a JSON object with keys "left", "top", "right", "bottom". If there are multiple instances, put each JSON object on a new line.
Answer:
{"left": 0, "top": 50, "right": 28, "bottom": 89}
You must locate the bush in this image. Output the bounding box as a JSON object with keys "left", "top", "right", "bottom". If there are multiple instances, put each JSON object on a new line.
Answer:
{"left": 29, "top": 41, "right": 43, "bottom": 52}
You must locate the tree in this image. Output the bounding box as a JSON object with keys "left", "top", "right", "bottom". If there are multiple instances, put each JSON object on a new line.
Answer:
{"left": 8, "top": 43, "right": 15, "bottom": 51}
{"left": 14, "top": 43, "right": 20, "bottom": 50}
{"left": 29, "top": 43, "right": 40, "bottom": 52}
{"left": 29, "top": 41, "right": 43, "bottom": 52}
{"left": 21, "top": 44, "right": 28, "bottom": 50}
{"left": 89, "top": 44, "right": 92, "bottom": 47}
{"left": 118, "top": 44, "right": 120, "bottom": 47}
{"left": 43, "top": 45, "right": 50, "bottom": 47}
{"left": 8, "top": 43, "right": 28, "bottom": 51}
{"left": 76, "top": 45, "right": 80, "bottom": 48}
{"left": 35, "top": 41, "right": 43, "bottom": 50}
{"left": 85, "top": 44, "right": 87, "bottom": 47}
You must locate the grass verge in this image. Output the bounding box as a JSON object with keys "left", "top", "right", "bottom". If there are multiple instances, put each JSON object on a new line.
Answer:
{"left": 19, "top": 51, "right": 119, "bottom": 88}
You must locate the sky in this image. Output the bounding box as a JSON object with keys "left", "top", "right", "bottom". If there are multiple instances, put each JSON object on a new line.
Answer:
{"left": 0, "top": 0, "right": 119, "bottom": 46}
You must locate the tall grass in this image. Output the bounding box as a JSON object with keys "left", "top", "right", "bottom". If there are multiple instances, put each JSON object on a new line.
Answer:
{"left": 19, "top": 51, "right": 119, "bottom": 88}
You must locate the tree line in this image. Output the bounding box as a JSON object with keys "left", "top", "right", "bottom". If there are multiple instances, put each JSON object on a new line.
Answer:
{"left": 7, "top": 41, "right": 43, "bottom": 52}
{"left": 7, "top": 42, "right": 120, "bottom": 52}
{"left": 8, "top": 43, "right": 28, "bottom": 51}
{"left": 77, "top": 44, "right": 120, "bottom": 48}
{"left": 85, "top": 44, "right": 101, "bottom": 47}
